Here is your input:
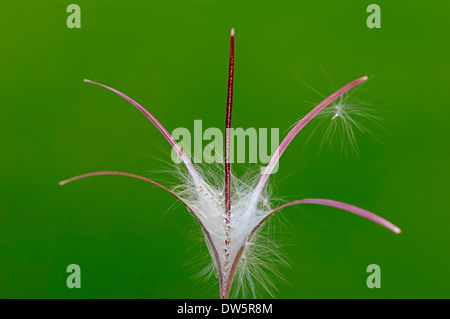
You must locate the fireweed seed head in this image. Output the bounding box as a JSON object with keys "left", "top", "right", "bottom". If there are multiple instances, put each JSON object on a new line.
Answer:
{"left": 59, "top": 29, "right": 401, "bottom": 299}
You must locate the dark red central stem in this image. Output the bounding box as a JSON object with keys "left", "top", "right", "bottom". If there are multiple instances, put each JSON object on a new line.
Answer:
{"left": 222, "top": 28, "right": 235, "bottom": 298}
{"left": 225, "top": 28, "right": 235, "bottom": 219}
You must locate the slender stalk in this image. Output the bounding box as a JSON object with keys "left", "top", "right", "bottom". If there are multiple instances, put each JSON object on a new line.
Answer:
{"left": 252, "top": 76, "right": 368, "bottom": 201}
{"left": 250, "top": 198, "right": 401, "bottom": 242}
{"left": 83, "top": 79, "right": 201, "bottom": 184}
{"left": 222, "top": 196, "right": 401, "bottom": 299}
{"left": 222, "top": 27, "right": 235, "bottom": 299}
{"left": 59, "top": 171, "right": 176, "bottom": 195}
{"left": 270, "top": 199, "right": 401, "bottom": 234}
{"left": 59, "top": 170, "right": 225, "bottom": 292}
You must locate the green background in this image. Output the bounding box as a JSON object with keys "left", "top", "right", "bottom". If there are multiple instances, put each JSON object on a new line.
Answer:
{"left": 0, "top": 0, "right": 449, "bottom": 298}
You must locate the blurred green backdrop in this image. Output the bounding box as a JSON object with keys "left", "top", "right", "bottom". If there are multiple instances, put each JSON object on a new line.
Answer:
{"left": 0, "top": 0, "right": 449, "bottom": 298}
